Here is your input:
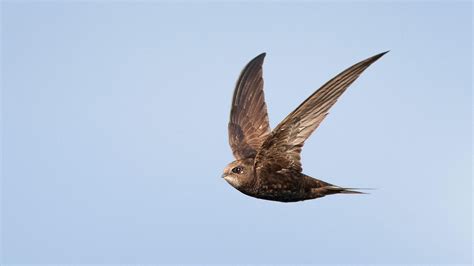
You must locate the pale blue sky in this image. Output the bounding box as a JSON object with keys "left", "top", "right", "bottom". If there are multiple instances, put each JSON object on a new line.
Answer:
{"left": 1, "top": 1, "right": 472, "bottom": 264}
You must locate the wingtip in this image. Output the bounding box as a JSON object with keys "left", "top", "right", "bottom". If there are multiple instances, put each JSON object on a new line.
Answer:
{"left": 380, "top": 50, "right": 390, "bottom": 56}
{"left": 374, "top": 50, "right": 390, "bottom": 59}
{"left": 247, "top": 52, "right": 266, "bottom": 65}
{"left": 255, "top": 52, "right": 266, "bottom": 60}
{"left": 360, "top": 50, "right": 389, "bottom": 65}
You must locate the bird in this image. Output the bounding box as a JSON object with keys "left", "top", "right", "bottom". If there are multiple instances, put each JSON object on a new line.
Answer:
{"left": 221, "top": 51, "right": 387, "bottom": 202}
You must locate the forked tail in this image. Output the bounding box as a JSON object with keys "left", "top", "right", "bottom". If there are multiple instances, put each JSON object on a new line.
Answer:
{"left": 325, "top": 186, "right": 374, "bottom": 194}
{"left": 304, "top": 175, "right": 373, "bottom": 198}
{"left": 311, "top": 185, "right": 374, "bottom": 198}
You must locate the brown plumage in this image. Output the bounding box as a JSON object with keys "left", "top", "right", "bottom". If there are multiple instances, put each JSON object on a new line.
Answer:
{"left": 222, "top": 52, "right": 387, "bottom": 202}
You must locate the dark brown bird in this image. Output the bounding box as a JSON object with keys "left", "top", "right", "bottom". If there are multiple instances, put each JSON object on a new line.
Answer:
{"left": 222, "top": 52, "right": 387, "bottom": 202}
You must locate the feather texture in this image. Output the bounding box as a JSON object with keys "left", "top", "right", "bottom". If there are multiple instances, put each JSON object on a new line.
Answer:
{"left": 229, "top": 53, "right": 271, "bottom": 159}
{"left": 255, "top": 52, "right": 388, "bottom": 177}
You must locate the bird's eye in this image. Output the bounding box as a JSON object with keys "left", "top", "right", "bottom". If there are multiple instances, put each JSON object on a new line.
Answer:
{"left": 231, "top": 166, "right": 243, "bottom": 174}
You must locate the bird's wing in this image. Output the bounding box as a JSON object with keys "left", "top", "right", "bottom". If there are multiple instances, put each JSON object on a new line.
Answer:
{"left": 255, "top": 52, "right": 387, "bottom": 175}
{"left": 228, "top": 53, "right": 271, "bottom": 160}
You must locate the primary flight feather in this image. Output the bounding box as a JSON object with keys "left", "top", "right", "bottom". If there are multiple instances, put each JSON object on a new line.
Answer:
{"left": 222, "top": 52, "right": 387, "bottom": 202}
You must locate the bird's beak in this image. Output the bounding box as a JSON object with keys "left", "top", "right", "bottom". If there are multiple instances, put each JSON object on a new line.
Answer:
{"left": 221, "top": 174, "right": 226, "bottom": 179}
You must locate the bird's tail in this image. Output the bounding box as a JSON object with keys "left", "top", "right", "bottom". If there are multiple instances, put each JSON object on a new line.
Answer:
{"left": 305, "top": 175, "right": 373, "bottom": 198}
{"left": 310, "top": 183, "right": 374, "bottom": 198}
{"left": 325, "top": 186, "right": 374, "bottom": 194}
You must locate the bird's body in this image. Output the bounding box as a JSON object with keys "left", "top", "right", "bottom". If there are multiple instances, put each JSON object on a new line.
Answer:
{"left": 222, "top": 52, "right": 387, "bottom": 202}
{"left": 224, "top": 158, "right": 357, "bottom": 202}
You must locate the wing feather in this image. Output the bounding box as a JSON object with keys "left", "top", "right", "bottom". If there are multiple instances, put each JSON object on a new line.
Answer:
{"left": 228, "top": 53, "right": 271, "bottom": 159}
{"left": 255, "top": 51, "right": 388, "bottom": 175}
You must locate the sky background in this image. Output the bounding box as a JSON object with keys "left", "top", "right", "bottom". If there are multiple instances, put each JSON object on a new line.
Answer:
{"left": 1, "top": 1, "right": 472, "bottom": 264}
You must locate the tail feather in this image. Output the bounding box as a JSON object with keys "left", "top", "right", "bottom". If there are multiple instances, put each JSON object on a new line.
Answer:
{"left": 327, "top": 186, "right": 374, "bottom": 194}
{"left": 304, "top": 175, "right": 373, "bottom": 198}
{"left": 310, "top": 185, "right": 374, "bottom": 198}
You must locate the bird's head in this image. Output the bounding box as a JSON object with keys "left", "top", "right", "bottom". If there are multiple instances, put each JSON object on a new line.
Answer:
{"left": 222, "top": 158, "right": 255, "bottom": 189}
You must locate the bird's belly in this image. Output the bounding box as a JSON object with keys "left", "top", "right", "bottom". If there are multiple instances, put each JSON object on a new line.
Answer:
{"left": 250, "top": 180, "right": 307, "bottom": 202}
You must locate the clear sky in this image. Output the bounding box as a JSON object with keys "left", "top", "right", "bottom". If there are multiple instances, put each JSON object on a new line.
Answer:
{"left": 1, "top": 1, "right": 472, "bottom": 264}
